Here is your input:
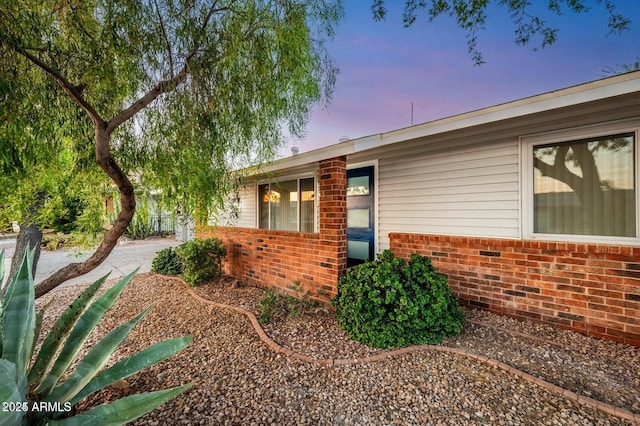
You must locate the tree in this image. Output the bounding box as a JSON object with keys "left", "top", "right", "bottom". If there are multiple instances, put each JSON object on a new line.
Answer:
{"left": 0, "top": 0, "right": 342, "bottom": 297}
{"left": 1, "top": 50, "right": 105, "bottom": 280}
{"left": 370, "top": 0, "right": 631, "bottom": 64}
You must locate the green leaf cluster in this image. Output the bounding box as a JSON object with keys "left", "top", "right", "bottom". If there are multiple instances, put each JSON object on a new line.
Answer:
{"left": 1, "top": 0, "right": 343, "bottom": 241}
{"left": 151, "top": 247, "right": 184, "bottom": 276}
{"left": 124, "top": 214, "right": 155, "bottom": 240}
{"left": 174, "top": 238, "right": 227, "bottom": 286}
{"left": 332, "top": 250, "right": 464, "bottom": 348}
{"left": 257, "top": 286, "right": 316, "bottom": 325}
{"left": 0, "top": 249, "right": 191, "bottom": 425}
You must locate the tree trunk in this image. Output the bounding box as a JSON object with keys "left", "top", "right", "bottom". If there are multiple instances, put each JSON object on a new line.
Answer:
{"left": 8, "top": 222, "right": 42, "bottom": 282}
{"left": 34, "top": 125, "right": 136, "bottom": 298}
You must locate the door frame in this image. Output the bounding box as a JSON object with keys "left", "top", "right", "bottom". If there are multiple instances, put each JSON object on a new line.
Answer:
{"left": 347, "top": 160, "right": 379, "bottom": 260}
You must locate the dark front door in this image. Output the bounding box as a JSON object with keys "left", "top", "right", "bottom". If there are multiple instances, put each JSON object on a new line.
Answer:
{"left": 347, "top": 166, "right": 375, "bottom": 267}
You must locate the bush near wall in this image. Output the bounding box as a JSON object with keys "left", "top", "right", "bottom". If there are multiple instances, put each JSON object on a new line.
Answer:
{"left": 152, "top": 238, "right": 226, "bottom": 286}
{"left": 151, "top": 247, "right": 183, "bottom": 276}
{"left": 332, "top": 250, "right": 464, "bottom": 348}
{"left": 175, "top": 238, "right": 227, "bottom": 286}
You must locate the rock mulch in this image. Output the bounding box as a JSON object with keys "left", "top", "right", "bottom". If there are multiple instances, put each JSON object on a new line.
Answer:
{"left": 36, "top": 273, "right": 640, "bottom": 425}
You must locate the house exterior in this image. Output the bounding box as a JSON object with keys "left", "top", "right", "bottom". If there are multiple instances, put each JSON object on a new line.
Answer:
{"left": 198, "top": 71, "right": 640, "bottom": 346}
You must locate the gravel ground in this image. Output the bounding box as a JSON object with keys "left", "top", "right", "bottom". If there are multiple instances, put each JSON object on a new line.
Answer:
{"left": 36, "top": 273, "right": 640, "bottom": 425}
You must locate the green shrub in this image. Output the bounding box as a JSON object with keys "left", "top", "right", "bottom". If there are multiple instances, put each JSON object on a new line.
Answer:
{"left": 257, "top": 285, "right": 316, "bottom": 324}
{"left": 42, "top": 234, "right": 66, "bottom": 251}
{"left": 0, "top": 249, "right": 191, "bottom": 425}
{"left": 152, "top": 247, "right": 184, "bottom": 276}
{"left": 124, "top": 213, "right": 154, "bottom": 240}
{"left": 175, "top": 238, "right": 227, "bottom": 286}
{"left": 332, "top": 250, "right": 464, "bottom": 348}
{"left": 49, "top": 196, "right": 87, "bottom": 234}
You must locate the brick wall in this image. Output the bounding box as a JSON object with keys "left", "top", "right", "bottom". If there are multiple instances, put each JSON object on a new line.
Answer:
{"left": 197, "top": 156, "right": 347, "bottom": 303}
{"left": 390, "top": 233, "right": 640, "bottom": 346}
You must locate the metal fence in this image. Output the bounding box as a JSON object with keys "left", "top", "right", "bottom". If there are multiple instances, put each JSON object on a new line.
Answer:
{"left": 150, "top": 212, "right": 175, "bottom": 235}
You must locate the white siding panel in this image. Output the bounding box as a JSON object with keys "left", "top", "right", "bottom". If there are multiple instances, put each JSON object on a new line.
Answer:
{"left": 377, "top": 140, "right": 520, "bottom": 250}
{"left": 236, "top": 184, "right": 257, "bottom": 228}
{"left": 207, "top": 184, "right": 257, "bottom": 228}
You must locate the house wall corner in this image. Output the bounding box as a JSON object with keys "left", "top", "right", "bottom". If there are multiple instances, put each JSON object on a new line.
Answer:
{"left": 196, "top": 155, "right": 348, "bottom": 303}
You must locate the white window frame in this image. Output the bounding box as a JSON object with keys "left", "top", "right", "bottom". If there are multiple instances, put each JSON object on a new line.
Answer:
{"left": 521, "top": 118, "right": 640, "bottom": 244}
{"left": 256, "top": 172, "right": 318, "bottom": 233}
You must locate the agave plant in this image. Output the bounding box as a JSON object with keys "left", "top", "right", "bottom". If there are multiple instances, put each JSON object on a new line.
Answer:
{"left": 0, "top": 248, "right": 192, "bottom": 425}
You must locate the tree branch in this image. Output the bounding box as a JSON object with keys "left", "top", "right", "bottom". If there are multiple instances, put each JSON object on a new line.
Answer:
{"left": 153, "top": 0, "right": 175, "bottom": 77}
{"left": 8, "top": 40, "right": 105, "bottom": 127}
{"left": 106, "top": 2, "right": 229, "bottom": 133}
{"left": 106, "top": 70, "right": 188, "bottom": 133}
{"left": 35, "top": 127, "right": 136, "bottom": 297}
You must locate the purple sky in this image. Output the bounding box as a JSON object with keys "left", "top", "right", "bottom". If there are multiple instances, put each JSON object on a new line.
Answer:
{"left": 282, "top": 1, "right": 640, "bottom": 156}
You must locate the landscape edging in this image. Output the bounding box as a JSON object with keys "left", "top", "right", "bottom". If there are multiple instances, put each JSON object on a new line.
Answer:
{"left": 179, "top": 280, "right": 639, "bottom": 424}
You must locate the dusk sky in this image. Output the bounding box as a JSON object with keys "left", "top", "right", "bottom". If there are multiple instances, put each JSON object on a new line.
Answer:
{"left": 282, "top": 1, "right": 640, "bottom": 156}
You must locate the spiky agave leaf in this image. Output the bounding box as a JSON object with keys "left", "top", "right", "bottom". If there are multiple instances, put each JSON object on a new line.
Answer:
{"left": 36, "top": 269, "right": 139, "bottom": 397}
{"left": 1, "top": 248, "right": 36, "bottom": 395}
{"left": 0, "top": 249, "right": 5, "bottom": 291}
{"left": 0, "top": 359, "right": 25, "bottom": 426}
{"left": 0, "top": 249, "right": 5, "bottom": 354}
{"left": 2, "top": 250, "right": 192, "bottom": 424}
{"left": 28, "top": 274, "right": 110, "bottom": 385}
{"left": 48, "top": 384, "right": 192, "bottom": 426}
{"left": 44, "top": 307, "right": 152, "bottom": 405}
{"left": 70, "top": 335, "right": 192, "bottom": 406}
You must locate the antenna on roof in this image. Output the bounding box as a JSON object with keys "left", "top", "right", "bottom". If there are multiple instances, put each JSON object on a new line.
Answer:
{"left": 411, "top": 101, "right": 414, "bottom": 125}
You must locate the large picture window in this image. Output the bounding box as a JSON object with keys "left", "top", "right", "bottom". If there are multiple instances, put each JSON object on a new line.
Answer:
{"left": 258, "top": 177, "right": 315, "bottom": 232}
{"left": 529, "top": 130, "right": 637, "bottom": 238}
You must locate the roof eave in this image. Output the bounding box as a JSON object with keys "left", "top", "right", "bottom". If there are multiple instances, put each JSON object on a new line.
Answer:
{"left": 261, "top": 71, "right": 640, "bottom": 173}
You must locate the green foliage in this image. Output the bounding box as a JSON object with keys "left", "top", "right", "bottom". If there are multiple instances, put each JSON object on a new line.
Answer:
{"left": 258, "top": 284, "right": 316, "bottom": 325}
{"left": 0, "top": 249, "right": 191, "bottom": 424}
{"left": 124, "top": 213, "right": 154, "bottom": 240}
{"left": 332, "top": 250, "right": 464, "bottom": 349}
{"left": 42, "top": 235, "right": 65, "bottom": 251}
{"left": 47, "top": 196, "right": 85, "bottom": 234}
{"left": 0, "top": 0, "right": 343, "bottom": 225}
{"left": 1, "top": 0, "right": 342, "bottom": 294}
{"left": 1, "top": 137, "right": 111, "bottom": 236}
{"left": 175, "top": 238, "right": 227, "bottom": 286}
{"left": 151, "top": 247, "right": 183, "bottom": 276}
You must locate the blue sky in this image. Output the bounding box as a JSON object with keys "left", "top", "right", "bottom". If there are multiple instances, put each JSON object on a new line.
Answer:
{"left": 283, "top": 0, "right": 640, "bottom": 156}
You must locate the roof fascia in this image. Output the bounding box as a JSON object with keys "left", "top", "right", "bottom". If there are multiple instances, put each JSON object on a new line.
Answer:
{"left": 261, "top": 71, "right": 640, "bottom": 173}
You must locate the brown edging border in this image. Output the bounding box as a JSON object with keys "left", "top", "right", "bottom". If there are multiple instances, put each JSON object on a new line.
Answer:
{"left": 184, "top": 285, "right": 639, "bottom": 424}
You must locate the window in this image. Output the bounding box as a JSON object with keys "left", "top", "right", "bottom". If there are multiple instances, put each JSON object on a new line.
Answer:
{"left": 258, "top": 177, "right": 315, "bottom": 232}
{"left": 524, "top": 123, "right": 639, "bottom": 241}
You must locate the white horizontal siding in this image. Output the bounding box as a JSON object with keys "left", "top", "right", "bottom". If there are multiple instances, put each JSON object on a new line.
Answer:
{"left": 377, "top": 140, "right": 520, "bottom": 250}
{"left": 236, "top": 184, "right": 257, "bottom": 228}
{"left": 208, "top": 184, "right": 257, "bottom": 228}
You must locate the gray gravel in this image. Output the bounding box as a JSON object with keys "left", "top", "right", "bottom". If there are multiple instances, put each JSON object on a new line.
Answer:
{"left": 36, "top": 273, "right": 639, "bottom": 425}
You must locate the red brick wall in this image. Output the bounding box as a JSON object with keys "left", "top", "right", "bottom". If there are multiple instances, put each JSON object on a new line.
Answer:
{"left": 390, "top": 233, "right": 640, "bottom": 346}
{"left": 197, "top": 156, "right": 347, "bottom": 303}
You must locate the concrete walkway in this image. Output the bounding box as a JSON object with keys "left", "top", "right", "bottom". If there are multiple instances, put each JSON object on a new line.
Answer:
{"left": 1, "top": 237, "right": 179, "bottom": 287}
